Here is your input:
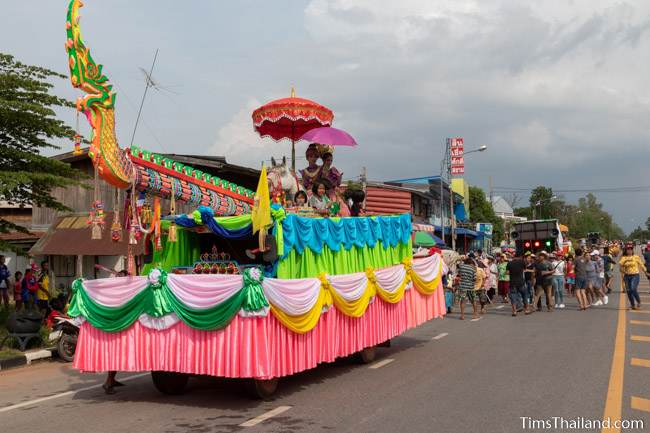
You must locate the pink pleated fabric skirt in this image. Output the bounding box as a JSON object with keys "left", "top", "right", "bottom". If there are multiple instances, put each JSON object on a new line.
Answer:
{"left": 73, "top": 285, "right": 445, "bottom": 379}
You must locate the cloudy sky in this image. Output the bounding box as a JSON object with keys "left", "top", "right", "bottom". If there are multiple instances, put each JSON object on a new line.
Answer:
{"left": 3, "top": 0, "right": 650, "bottom": 231}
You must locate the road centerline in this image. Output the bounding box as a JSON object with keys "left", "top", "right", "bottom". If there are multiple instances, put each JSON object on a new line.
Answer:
{"left": 239, "top": 406, "right": 292, "bottom": 427}
{"left": 432, "top": 332, "right": 448, "bottom": 340}
{"left": 369, "top": 358, "right": 395, "bottom": 369}
{"left": 601, "top": 291, "right": 626, "bottom": 433}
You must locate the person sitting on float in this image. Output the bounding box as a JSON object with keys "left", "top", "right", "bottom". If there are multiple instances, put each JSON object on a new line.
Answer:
{"left": 294, "top": 190, "right": 308, "bottom": 207}
{"left": 329, "top": 186, "right": 350, "bottom": 217}
{"left": 320, "top": 152, "right": 342, "bottom": 188}
{"left": 308, "top": 180, "right": 332, "bottom": 215}
{"left": 300, "top": 143, "right": 322, "bottom": 191}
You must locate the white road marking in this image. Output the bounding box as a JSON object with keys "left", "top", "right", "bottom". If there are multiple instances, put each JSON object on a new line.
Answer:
{"left": 432, "top": 332, "right": 448, "bottom": 340}
{"left": 239, "top": 406, "right": 292, "bottom": 427}
{"left": 368, "top": 358, "right": 395, "bottom": 369}
{"left": 496, "top": 305, "right": 505, "bottom": 310}
{"left": 0, "top": 373, "right": 149, "bottom": 414}
{"left": 470, "top": 317, "right": 482, "bottom": 322}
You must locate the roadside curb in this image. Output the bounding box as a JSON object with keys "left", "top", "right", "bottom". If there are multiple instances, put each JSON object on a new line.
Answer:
{"left": 0, "top": 348, "right": 54, "bottom": 372}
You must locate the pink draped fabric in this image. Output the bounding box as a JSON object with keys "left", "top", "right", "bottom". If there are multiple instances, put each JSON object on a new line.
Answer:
{"left": 74, "top": 282, "right": 446, "bottom": 379}
{"left": 81, "top": 276, "right": 149, "bottom": 307}
{"left": 166, "top": 274, "right": 243, "bottom": 309}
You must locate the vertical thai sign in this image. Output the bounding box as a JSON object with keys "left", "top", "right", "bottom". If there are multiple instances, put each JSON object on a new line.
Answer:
{"left": 448, "top": 137, "right": 464, "bottom": 176}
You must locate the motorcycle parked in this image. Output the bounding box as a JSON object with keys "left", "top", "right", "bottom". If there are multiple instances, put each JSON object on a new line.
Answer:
{"left": 48, "top": 315, "right": 79, "bottom": 362}
{"left": 47, "top": 295, "right": 78, "bottom": 362}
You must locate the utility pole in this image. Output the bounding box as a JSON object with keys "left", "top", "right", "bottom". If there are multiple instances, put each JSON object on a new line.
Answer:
{"left": 446, "top": 141, "right": 456, "bottom": 251}
{"left": 361, "top": 166, "right": 367, "bottom": 211}
{"left": 489, "top": 176, "right": 493, "bottom": 207}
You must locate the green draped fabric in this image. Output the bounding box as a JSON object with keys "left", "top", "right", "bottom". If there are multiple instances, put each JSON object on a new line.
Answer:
{"left": 68, "top": 273, "right": 262, "bottom": 332}
{"left": 68, "top": 280, "right": 157, "bottom": 332}
{"left": 276, "top": 240, "right": 412, "bottom": 279}
{"left": 142, "top": 228, "right": 201, "bottom": 274}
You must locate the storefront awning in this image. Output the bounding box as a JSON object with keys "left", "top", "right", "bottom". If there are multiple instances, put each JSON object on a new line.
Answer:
{"left": 30, "top": 214, "right": 145, "bottom": 256}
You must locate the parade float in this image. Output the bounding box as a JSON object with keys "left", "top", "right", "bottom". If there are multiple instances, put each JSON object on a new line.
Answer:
{"left": 64, "top": 0, "right": 447, "bottom": 398}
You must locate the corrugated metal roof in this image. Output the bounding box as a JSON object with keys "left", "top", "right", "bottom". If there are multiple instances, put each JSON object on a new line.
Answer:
{"left": 30, "top": 213, "right": 145, "bottom": 256}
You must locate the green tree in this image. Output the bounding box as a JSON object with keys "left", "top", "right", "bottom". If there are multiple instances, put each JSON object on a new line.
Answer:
{"left": 628, "top": 226, "right": 650, "bottom": 242}
{"left": 529, "top": 186, "right": 555, "bottom": 219}
{"left": 0, "top": 53, "right": 82, "bottom": 251}
{"left": 468, "top": 185, "right": 504, "bottom": 242}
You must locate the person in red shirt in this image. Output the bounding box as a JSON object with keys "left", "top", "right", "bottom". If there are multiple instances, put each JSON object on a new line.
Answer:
{"left": 565, "top": 255, "right": 575, "bottom": 297}
{"left": 13, "top": 271, "right": 23, "bottom": 311}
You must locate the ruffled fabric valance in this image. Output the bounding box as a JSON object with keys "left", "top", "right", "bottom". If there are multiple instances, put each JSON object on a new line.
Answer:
{"left": 280, "top": 213, "right": 411, "bottom": 257}
{"left": 70, "top": 254, "right": 445, "bottom": 334}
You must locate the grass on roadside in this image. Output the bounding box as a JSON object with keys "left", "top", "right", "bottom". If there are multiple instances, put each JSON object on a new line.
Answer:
{"left": 1, "top": 305, "right": 52, "bottom": 351}
{"left": 0, "top": 347, "right": 22, "bottom": 360}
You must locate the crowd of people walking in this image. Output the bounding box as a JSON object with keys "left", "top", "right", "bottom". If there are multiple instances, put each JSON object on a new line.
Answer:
{"left": 447, "top": 241, "right": 650, "bottom": 319}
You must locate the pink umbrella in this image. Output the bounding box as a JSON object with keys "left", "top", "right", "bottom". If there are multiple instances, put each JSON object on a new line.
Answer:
{"left": 299, "top": 126, "right": 357, "bottom": 147}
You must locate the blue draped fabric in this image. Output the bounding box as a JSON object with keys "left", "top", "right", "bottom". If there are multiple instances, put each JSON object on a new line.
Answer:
{"left": 170, "top": 207, "right": 252, "bottom": 240}
{"left": 280, "top": 213, "right": 411, "bottom": 258}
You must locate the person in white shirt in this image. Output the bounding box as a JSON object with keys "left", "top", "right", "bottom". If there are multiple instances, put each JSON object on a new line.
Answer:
{"left": 551, "top": 254, "right": 566, "bottom": 309}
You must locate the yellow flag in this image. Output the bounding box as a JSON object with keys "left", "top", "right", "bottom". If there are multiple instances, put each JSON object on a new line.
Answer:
{"left": 251, "top": 165, "right": 271, "bottom": 234}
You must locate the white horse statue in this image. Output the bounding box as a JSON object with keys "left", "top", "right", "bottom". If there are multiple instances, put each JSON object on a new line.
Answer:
{"left": 267, "top": 156, "right": 303, "bottom": 203}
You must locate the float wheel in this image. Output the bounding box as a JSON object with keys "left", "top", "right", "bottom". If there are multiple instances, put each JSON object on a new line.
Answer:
{"left": 151, "top": 371, "right": 189, "bottom": 395}
{"left": 357, "top": 346, "right": 376, "bottom": 364}
{"left": 250, "top": 378, "right": 279, "bottom": 399}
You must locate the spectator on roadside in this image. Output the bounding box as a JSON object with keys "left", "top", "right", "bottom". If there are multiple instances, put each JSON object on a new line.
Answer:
{"left": 474, "top": 260, "right": 488, "bottom": 315}
{"left": 0, "top": 255, "right": 10, "bottom": 309}
{"left": 551, "top": 253, "right": 566, "bottom": 309}
{"left": 532, "top": 251, "right": 554, "bottom": 312}
{"left": 13, "top": 271, "right": 23, "bottom": 311}
{"left": 487, "top": 256, "right": 498, "bottom": 301}
{"left": 37, "top": 260, "right": 51, "bottom": 316}
{"left": 524, "top": 253, "right": 536, "bottom": 305}
{"left": 456, "top": 258, "right": 477, "bottom": 320}
{"left": 21, "top": 267, "right": 38, "bottom": 310}
{"left": 507, "top": 254, "right": 529, "bottom": 316}
{"left": 643, "top": 242, "right": 650, "bottom": 293}
{"left": 497, "top": 254, "right": 510, "bottom": 304}
{"left": 602, "top": 247, "right": 616, "bottom": 294}
{"left": 565, "top": 255, "right": 575, "bottom": 298}
{"left": 619, "top": 244, "right": 647, "bottom": 310}
{"left": 590, "top": 250, "right": 608, "bottom": 306}
{"left": 574, "top": 249, "right": 590, "bottom": 310}
{"left": 584, "top": 250, "right": 597, "bottom": 306}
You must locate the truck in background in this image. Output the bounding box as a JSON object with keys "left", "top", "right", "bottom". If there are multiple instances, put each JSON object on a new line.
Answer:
{"left": 511, "top": 219, "right": 563, "bottom": 257}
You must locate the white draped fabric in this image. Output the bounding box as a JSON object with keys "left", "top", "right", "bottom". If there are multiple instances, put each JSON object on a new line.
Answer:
{"left": 375, "top": 265, "right": 408, "bottom": 293}
{"left": 412, "top": 254, "right": 443, "bottom": 281}
{"left": 138, "top": 313, "right": 181, "bottom": 330}
{"left": 262, "top": 277, "right": 322, "bottom": 315}
{"left": 80, "top": 276, "right": 149, "bottom": 307}
{"left": 328, "top": 272, "right": 369, "bottom": 302}
{"left": 166, "top": 274, "right": 243, "bottom": 309}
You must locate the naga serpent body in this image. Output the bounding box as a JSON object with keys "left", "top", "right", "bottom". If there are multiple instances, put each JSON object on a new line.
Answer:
{"left": 65, "top": 0, "right": 253, "bottom": 215}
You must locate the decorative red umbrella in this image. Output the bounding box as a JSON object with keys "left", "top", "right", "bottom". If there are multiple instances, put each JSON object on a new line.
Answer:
{"left": 252, "top": 89, "right": 334, "bottom": 170}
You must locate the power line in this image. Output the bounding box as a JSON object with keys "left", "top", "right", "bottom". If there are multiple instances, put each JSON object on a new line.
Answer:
{"left": 493, "top": 185, "right": 650, "bottom": 194}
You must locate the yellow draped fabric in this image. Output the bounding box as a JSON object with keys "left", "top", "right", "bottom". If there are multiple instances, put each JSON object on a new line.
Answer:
{"left": 269, "top": 287, "right": 332, "bottom": 334}
{"left": 269, "top": 258, "right": 442, "bottom": 334}
{"left": 323, "top": 273, "right": 376, "bottom": 318}
{"left": 371, "top": 268, "right": 410, "bottom": 304}
{"left": 408, "top": 259, "right": 443, "bottom": 295}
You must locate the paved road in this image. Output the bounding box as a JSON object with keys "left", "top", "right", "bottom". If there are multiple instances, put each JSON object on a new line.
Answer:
{"left": 1, "top": 276, "right": 649, "bottom": 433}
